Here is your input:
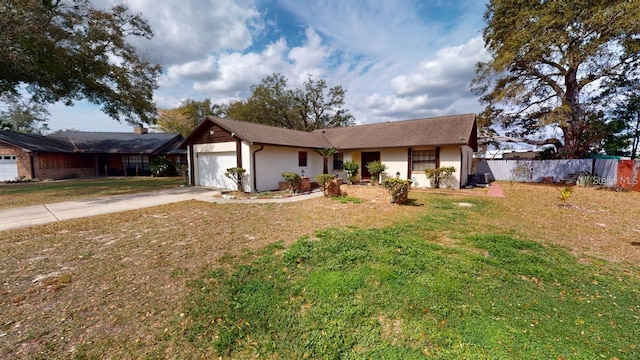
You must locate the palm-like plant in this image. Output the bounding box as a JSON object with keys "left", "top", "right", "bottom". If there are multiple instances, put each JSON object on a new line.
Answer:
{"left": 314, "top": 147, "right": 338, "bottom": 174}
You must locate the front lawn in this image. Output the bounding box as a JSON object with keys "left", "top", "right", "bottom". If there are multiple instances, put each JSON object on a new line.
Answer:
{"left": 0, "top": 177, "right": 184, "bottom": 209}
{"left": 186, "top": 198, "right": 639, "bottom": 358}
{"left": 0, "top": 183, "right": 638, "bottom": 359}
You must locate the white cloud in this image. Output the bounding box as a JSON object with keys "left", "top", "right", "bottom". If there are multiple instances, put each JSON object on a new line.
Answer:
{"left": 95, "top": 0, "right": 262, "bottom": 66}
{"left": 346, "top": 36, "right": 489, "bottom": 121}
{"left": 165, "top": 56, "right": 219, "bottom": 82}
{"left": 390, "top": 36, "right": 489, "bottom": 97}
{"left": 188, "top": 38, "right": 289, "bottom": 95}
{"left": 164, "top": 28, "right": 331, "bottom": 99}
{"left": 45, "top": 0, "right": 492, "bottom": 131}
{"left": 288, "top": 27, "right": 331, "bottom": 82}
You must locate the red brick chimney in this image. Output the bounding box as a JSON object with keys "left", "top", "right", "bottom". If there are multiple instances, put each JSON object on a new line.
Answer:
{"left": 134, "top": 125, "right": 148, "bottom": 134}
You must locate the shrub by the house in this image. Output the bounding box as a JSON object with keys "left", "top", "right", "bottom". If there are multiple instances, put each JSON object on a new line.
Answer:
{"left": 315, "top": 174, "right": 334, "bottom": 197}
{"left": 343, "top": 161, "right": 359, "bottom": 184}
{"left": 150, "top": 156, "right": 176, "bottom": 177}
{"left": 366, "top": 161, "right": 387, "bottom": 185}
{"left": 281, "top": 172, "right": 302, "bottom": 193}
{"left": 383, "top": 178, "right": 412, "bottom": 204}
{"left": 425, "top": 166, "right": 456, "bottom": 189}
{"left": 225, "top": 167, "right": 246, "bottom": 191}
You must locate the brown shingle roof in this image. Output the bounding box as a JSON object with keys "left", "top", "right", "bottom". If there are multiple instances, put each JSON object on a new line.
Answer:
{"left": 316, "top": 113, "right": 477, "bottom": 150}
{"left": 192, "top": 117, "right": 333, "bottom": 148}
{"left": 182, "top": 114, "right": 477, "bottom": 150}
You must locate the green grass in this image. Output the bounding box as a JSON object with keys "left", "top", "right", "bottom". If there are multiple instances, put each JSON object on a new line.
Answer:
{"left": 331, "top": 195, "right": 364, "bottom": 204}
{"left": 0, "top": 177, "right": 184, "bottom": 208}
{"left": 183, "top": 197, "right": 639, "bottom": 359}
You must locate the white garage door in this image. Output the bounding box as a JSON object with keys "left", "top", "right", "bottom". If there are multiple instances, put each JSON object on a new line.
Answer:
{"left": 197, "top": 152, "right": 238, "bottom": 189}
{"left": 0, "top": 155, "right": 18, "bottom": 182}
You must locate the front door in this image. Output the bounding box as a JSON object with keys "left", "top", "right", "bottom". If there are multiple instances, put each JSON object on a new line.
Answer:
{"left": 361, "top": 151, "right": 380, "bottom": 180}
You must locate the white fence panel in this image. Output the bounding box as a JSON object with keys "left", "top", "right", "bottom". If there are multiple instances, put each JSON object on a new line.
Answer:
{"left": 476, "top": 160, "right": 514, "bottom": 182}
{"left": 533, "top": 159, "right": 592, "bottom": 182}
{"left": 478, "top": 159, "right": 595, "bottom": 182}
{"left": 593, "top": 159, "right": 618, "bottom": 187}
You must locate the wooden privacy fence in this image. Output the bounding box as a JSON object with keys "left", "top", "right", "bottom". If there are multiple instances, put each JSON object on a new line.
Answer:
{"left": 476, "top": 159, "right": 640, "bottom": 191}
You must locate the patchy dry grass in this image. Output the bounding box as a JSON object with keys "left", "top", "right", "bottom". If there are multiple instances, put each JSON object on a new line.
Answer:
{"left": 486, "top": 182, "right": 640, "bottom": 264}
{"left": 0, "top": 183, "right": 638, "bottom": 358}
{"left": 0, "top": 188, "right": 422, "bottom": 359}
{"left": 0, "top": 177, "right": 184, "bottom": 209}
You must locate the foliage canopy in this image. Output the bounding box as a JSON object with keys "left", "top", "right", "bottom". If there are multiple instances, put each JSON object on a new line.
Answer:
{"left": 0, "top": 0, "right": 161, "bottom": 125}
{"left": 155, "top": 99, "right": 222, "bottom": 136}
{"left": 0, "top": 94, "right": 50, "bottom": 134}
{"left": 473, "top": 0, "right": 640, "bottom": 158}
{"left": 225, "top": 73, "right": 354, "bottom": 131}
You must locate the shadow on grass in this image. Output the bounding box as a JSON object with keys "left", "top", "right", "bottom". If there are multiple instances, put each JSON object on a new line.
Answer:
{"left": 398, "top": 199, "right": 424, "bottom": 207}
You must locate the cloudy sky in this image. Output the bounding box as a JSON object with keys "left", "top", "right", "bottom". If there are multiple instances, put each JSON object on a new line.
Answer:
{"left": 47, "top": 0, "right": 491, "bottom": 132}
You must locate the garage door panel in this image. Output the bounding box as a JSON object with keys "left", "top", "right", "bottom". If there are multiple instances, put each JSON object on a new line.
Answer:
{"left": 197, "top": 152, "right": 237, "bottom": 189}
{"left": 0, "top": 156, "right": 18, "bottom": 181}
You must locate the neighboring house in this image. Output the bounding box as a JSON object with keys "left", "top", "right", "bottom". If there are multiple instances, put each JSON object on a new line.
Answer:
{"left": 180, "top": 114, "right": 478, "bottom": 191}
{"left": 0, "top": 126, "right": 185, "bottom": 181}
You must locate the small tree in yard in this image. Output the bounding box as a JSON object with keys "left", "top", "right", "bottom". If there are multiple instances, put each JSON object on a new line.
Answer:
{"left": 314, "top": 148, "right": 337, "bottom": 174}
{"left": 383, "top": 178, "right": 412, "bottom": 204}
{"left": 557, "top": 186, "right": 573, "bottom": 204}
{"left": 343, "top": 161, "right": 359, "bottom": 184}
{"left": 225, "top": 167, "right": 246, "bottom": 191}
{"left": 281, "top": 172, "right": 302, "bottom": 193}
{"left": 425, "top": 167, "right": 456, "bottom": 189}
{"left": 366, "top": 161, "right": 387, "bottom": 185}
{"left": 315, "top": 174, "right": 334, "bottom": 197}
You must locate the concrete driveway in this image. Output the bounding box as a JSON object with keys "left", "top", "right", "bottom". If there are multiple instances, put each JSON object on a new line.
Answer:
{"left": 0, "top": 187, "right": 221, "bottom": 231}
{"left": 0, "top": 187, "right": 324, "bottom": 231}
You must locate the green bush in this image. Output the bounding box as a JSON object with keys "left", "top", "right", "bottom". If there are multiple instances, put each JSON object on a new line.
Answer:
{"left": 225, "top": 167, "right": 246, "bottom": 191}
{"left": 315, "top": 174, "right": 334, "bottom": 197}
{"left": 150, "top": 156, "right": 176, "bottom": 177}
{"left": 425, "top": 166, "right": 456, "bottom": 188}
{"left": 281, "top": 172, "right": 302, "bottom": 193}
{"left": 343, "top": 161, "right": 359, "bottom": 184}
{"left": 382, "top": 178, "right": 412, "bottom": 204}
{"left": 365, "top": 161, "right": 387, "bottom": 185}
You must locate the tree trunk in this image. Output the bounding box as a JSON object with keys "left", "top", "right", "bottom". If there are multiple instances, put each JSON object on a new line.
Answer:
{"left": 563, "top": 66, "right": 585, "bottom": 158}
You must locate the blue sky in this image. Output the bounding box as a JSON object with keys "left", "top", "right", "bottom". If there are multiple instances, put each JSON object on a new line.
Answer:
{"left": 47, "top": 0, "right": 490, "bottom": 132}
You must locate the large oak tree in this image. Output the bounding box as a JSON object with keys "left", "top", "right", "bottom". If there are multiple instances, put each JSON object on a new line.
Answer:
{"left": 225, "top": 73, "right": 354, "bottom": 131}
{"left": 0, "top": 0, "right": 161, "bottom": 125}
{"left": 472, "top": 0, "right": 640, "bottom": 158}
{"left": 155, "top": 99, "right": 223, "bottom": 137}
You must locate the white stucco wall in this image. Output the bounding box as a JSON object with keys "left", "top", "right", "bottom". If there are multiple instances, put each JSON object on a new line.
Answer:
{"left": 194, "top": 142, "right": 469, "bottom": 191}
{"left": 240, "top": 141, "right": 252, "bottom": 192}
{"left": 438, "top": 146, "right": 463, "bottom": 189}
{"left": 252, "top": 145, "right": 323, "bottom": 192}
{"left": 460, "top": 145, "right": 473, "bottom": 188}
{"left": 406, "top": 146, "right": 464, "bottom": 189}
{"left": 379, "top": 148, "right": 407, "bottom": 182}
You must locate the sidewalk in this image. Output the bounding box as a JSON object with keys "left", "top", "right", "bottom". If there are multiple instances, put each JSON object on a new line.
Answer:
{"left": 487, "top": 182, "right": 505, "bottom": 197}
{"left": 0, "top": 187, "right": 323, "bottom": 231}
